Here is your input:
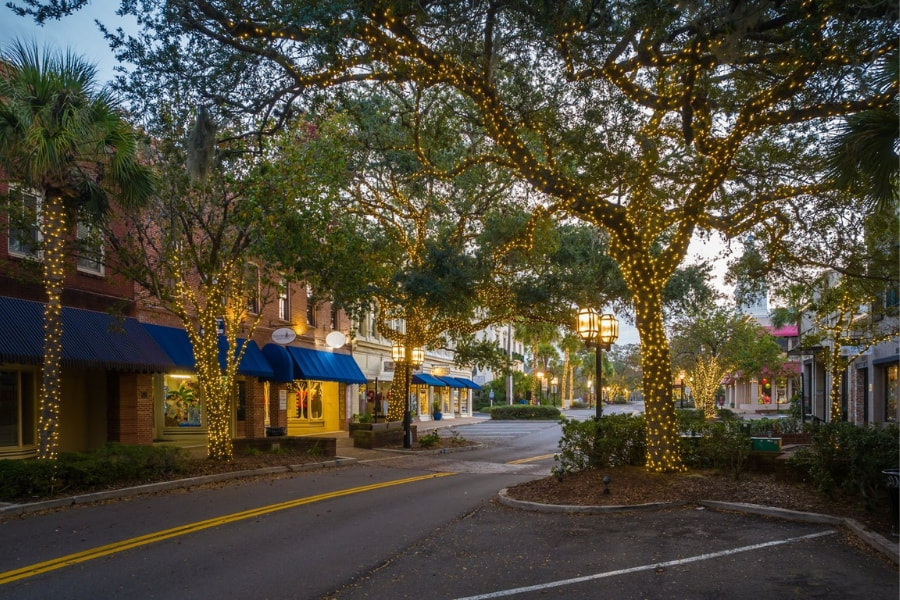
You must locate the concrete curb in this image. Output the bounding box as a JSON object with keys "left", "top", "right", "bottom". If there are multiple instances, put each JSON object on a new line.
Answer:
{"left": 0, "top": 456, "right": 359, "bottom": 518}
{"left": 497, "top": 489, "right": 900, "bottom": 565}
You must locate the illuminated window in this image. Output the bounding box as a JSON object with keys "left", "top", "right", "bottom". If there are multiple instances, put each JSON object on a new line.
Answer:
{"left": 163, "top": 375, "right": 202, "bottom": 428}
{"left": 0, "top": 369, "right": 36, "bottom": 448}
{"left": 7, "top": 188, "right": 41, "bottom": 259}
{"left": 886, "top": 364, "right": 898, "bottom": 423}
{"left": 76, "top": 221, "right": 105, "bottom": 275}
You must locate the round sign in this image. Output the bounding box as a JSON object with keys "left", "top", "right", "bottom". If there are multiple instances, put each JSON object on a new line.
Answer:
{"left": 325, "top": 331, "right": 347, "bottom": 348}
{"left": 272, "top": 327, "right": 297, "bottom": 345}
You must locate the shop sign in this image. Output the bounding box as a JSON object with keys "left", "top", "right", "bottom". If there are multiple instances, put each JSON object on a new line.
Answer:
{"left": 272, "top": 327, "right": 297, "bottom": 345}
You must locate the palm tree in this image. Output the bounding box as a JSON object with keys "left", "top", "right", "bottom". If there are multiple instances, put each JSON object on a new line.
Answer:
{"left": 0, "top": 40, "right": 154, "bottom": 459}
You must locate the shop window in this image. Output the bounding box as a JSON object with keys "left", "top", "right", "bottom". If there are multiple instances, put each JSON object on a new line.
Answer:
{"left": 0, "top": 369, "right": 36, "bottom": 447}
{"left": 7, "top": 188, "right": 41, "bottom": 259}
{"left": 76, "top": 221, "right": 105, "bottom": 275}
{"left": 331, "top": 305, "right": 339, "bottom": 329}
{"left": 164, "top": 375, "right": 202, "bottom": 428}
{"left": 886, "top": 364, "right": 898, "bottom": 423}
{"left": 293, "top": 381, "right": 324, "bottom": 421}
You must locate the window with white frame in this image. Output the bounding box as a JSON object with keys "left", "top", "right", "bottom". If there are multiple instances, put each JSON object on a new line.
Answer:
{"left": 7, "top": 188, "right": 41, "bottom": 259}
{"left": 0, "top": 368, "right": 37, "bottom": 448}
{"left": 277, "top": 279, "right": 290, "bottom": 321}
{"left": 76, "top": 221, "right": 105, "bottom": 275}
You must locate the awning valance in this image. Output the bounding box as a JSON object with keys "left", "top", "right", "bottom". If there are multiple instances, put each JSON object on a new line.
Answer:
{"left": 142, "top": 323, "right": 274, "bottom": 378}
{"left": 438, "top": 376, "right": 465, "bottom": 388}
{"left": 263, "top": 344, "right": 366, "bottom": 384}
{"left": 453, "top": 377, "right": 481, "bottom": 389}
{"left": 412, "top": 373, "right": 446, "bottom": 386}
{"left": 0, "top": 296, "right": 174, "bottom": 372}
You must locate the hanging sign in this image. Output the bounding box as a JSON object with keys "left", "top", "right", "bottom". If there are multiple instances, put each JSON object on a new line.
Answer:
{"left": 272, "top": 327, "right": 297, "bottom": 345}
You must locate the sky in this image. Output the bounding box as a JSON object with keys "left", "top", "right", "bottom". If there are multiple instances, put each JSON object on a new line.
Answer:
{"left": 0, "top": 3, "right": 736, "bottom": 347}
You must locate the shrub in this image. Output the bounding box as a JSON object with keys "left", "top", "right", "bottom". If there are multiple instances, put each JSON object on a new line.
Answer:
{"left": 0, "top": 444, "right": 190, "bottom": 502}
{"left": 789, "top": 421, "right": 899, "bottom": 509}
{"left": 555, "top": 415, "right": 646, "bottom": 474}
{"left": 418, "top": 431, "right": 441, "bottom": 448}
{"left": 676, "top": 409, "right": 706, "bottom": 433}
{"left": 490, "top": 405, "right": 561, "bottom": 420}
{"left": 694, "top": 421, "right": 752, "bottom": 479}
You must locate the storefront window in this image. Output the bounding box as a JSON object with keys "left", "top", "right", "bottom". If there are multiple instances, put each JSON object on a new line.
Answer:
{"left": 0, "top": 369, "right": 36, "bottom": 447}
{"left": 886, "top": 365, "right": 898, "bottom": 423}
{"left": 164, "top": 375, "right": 202, "bottom": 427}
{"left": 293, "top": 381, "right": 325, "bottom": 421}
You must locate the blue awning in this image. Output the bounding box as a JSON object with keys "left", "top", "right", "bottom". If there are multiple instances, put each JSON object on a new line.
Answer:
{"left": 142, "top": 323, "right": 274, "bottom": 378}
{"left": 263, "top": 344, "right": 366, "bottom": 384}
{"left": 454, "top": 377, "right": 481, "bottom": 389}
{"left": 0, "top": 296, "right": 174, "bottom": 372}
{"left": 438, "top": 376, "right": 465, "bottom": 388}
{"left": 412, "top": 373, "right": 446, "bottom": 386}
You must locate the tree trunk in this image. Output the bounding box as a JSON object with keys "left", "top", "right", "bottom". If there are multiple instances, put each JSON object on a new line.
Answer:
{"left": 633, "top": 287, "right": 686, "bottom": 473}
{"left": 193, "top": 309, "right": 234, "bottom": 461}
{"left": 37, "top": 195, "right": 67, "bottom": 460}
{"left": 560, "top": 349, "right": 570, "bottom": 408}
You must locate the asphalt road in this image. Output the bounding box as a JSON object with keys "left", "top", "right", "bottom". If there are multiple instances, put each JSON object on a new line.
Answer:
{"left": 0, "top": 415, "right": 896, "bottom": 600}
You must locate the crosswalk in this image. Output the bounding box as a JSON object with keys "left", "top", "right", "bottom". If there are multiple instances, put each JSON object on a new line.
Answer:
{"left": 438, "top": 420, "right": 559, "bottom": 441}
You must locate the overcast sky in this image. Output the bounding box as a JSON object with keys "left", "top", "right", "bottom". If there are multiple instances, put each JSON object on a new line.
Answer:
{"left": 0, "top": 3, "right": 741, "bottom": 346}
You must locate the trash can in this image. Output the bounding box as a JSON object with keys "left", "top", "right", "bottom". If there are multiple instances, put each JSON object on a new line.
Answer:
{"left": 882, "top": 468, "right": 899, "bottom": 536}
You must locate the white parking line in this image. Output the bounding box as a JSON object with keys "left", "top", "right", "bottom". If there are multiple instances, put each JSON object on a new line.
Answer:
{"left": 450, "top": 529, "right": 837, "bottom": 600}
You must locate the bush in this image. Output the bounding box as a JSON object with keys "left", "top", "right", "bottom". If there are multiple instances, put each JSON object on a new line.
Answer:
{"left": 693, "top": 421, "right": 752, "bottom": 479}
{"left": 555, "top": 415, "right": 646, "bottom": 474}
{"left": 0, "top": 444, "right": 190, "bottom": 501}
{"left": 418, "top": 431, "right": 441, "bottom": 448}
{"left": 490, "top": 405, "right": 561, "bottom": 420}
{"left": 676, "top": 409, "right": 706, "bottom": 433}
{"left": 788, "top": 421, "right": 899, "bottom": 509}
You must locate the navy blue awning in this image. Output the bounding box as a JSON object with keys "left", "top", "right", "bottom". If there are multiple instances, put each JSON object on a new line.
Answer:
{"left": 0, "top": 296, "right": 174, "bottom": 372}
{"left": 412, "top": 373, "right": 446, "bottom": 386}
{"left": 263, "top": 344, "right": 366, "bottom": 384}
{"left": 143, "top": 323, "right": 274, "bottom": 378}
{"left": 438, "top": 376, "right": 465, "bottom": 388}
{"left": 453, "top": 377, "right": 481, "bottom": 389}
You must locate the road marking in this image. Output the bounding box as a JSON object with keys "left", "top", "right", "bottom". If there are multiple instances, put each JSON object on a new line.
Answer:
{"left": 450, "top": 529, "right": 837, "bottom": 600}
{"left": 506, "top": 454, "right": 555, "bottom": 465}
{"left": 0, "top": 472, "right": 454, "bottom": 585}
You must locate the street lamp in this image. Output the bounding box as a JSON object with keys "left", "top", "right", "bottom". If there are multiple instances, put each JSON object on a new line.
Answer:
{"left": 391, "top": 343, "right": 424, "bottom": 448}
{"left": 551, "top": 376, "right": 559, "bottom": 407}
{"left": 576, "top": 308, "right": 619, "bottom": 419}
{"left": 536, "top": 369, "right": 545, "bottom": 404}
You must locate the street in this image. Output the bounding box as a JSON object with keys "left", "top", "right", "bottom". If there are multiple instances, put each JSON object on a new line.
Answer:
{"left": 0, "top": 417, "right": 896, "bottom": 600}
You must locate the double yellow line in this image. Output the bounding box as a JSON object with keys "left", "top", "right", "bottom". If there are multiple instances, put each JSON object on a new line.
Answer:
{"left": 506, "top": 453, "right": 555, "bottom": 465}
{"left": 0, "top": 472, "right": 454, "bottom": 585}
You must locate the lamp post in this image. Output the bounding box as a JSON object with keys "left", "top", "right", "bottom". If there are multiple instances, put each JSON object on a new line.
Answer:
{"left": 391, "top": 343, "right": 424, "bottom": 448}
{"left": 551, "top": 376, "right": 559, "bottom": 407}
{"left": 536, "top": 369, "right": 544, "bottom": 404}
{"left": 576, "top": 308, "right": 619, "bottom": 420}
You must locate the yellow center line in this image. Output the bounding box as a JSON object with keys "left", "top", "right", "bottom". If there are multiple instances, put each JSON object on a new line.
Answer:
{"left": 0, "top": 472, "right": 454, "bottom": 585}
{"left": 506, "top": 454, "right": 555, "bottom": 465}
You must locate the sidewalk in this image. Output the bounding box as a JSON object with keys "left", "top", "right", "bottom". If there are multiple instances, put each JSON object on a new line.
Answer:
{"left": 334, "top": 415, "right": 486, "bottom": 460}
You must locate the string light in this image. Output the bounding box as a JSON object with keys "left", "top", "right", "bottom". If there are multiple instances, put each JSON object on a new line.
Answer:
{"left": 192, "top": 5, "right": 895, "bottom": 472}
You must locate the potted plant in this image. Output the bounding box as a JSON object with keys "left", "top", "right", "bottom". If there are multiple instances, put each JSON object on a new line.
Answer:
{"left": 432, "top": 400, "right": 443, "bottom": 421}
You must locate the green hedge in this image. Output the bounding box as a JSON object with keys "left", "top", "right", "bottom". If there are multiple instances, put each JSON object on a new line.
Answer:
{"left": 0, "top": 443, "right": 190, "bottom": 501}
{"left": 490, "top": 405, "right": 561, "bottom": 420}
{"left": 555, "top": 414, "right": 646, "bottom": 474}
{"left": 789, "top": 421, "right": 899, "bottom": 509}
